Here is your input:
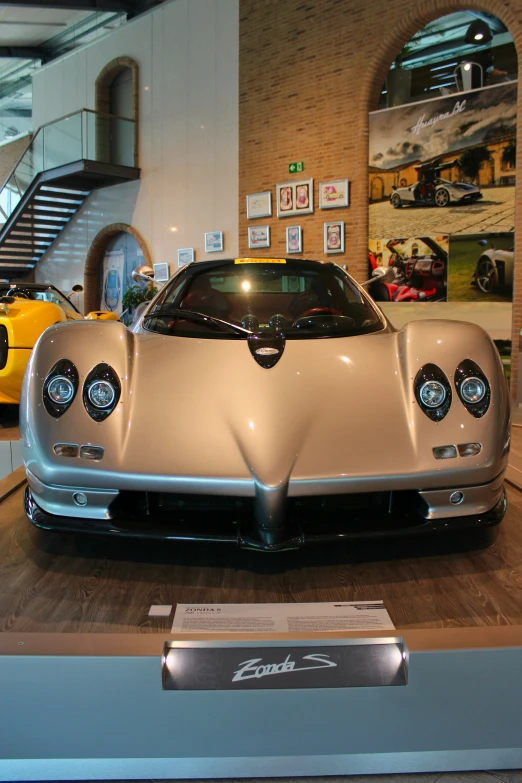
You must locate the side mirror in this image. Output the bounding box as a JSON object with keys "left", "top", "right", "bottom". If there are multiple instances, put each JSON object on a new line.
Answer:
{"left": 132, "top": 265, "right": 155, "bottom": 284}
{"left": 361, "top": 265, "right": 396, "bottom": 288}
{"left": 71, "top": 284, "right": 84, "bottom": 294}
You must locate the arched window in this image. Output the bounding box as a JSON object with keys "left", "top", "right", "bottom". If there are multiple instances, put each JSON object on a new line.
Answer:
{"left": 95, "top": 57, "right": 139, "bottom": 167}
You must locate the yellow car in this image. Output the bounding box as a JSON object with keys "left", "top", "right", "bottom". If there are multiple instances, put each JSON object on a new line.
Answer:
{"left": 0, "top": 282, "right": 118, "bottom": 405}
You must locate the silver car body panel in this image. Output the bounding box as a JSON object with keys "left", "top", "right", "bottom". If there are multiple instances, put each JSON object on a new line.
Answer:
{"left": 21, "top": 320, "right": 509, "bottom": 497}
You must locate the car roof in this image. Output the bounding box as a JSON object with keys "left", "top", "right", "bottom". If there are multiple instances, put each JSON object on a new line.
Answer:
{"left": 185, "top": 257, "right": 338, "bottom": 270}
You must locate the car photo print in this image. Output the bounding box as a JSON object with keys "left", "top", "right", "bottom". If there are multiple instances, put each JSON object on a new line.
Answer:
{"left": 390, "top": 160, "right": 482, "bottom": 209}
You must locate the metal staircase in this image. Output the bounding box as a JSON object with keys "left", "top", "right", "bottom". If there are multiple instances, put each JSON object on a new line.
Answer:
{"left": 0, "top": 109, "right": 140, "bottom": 278}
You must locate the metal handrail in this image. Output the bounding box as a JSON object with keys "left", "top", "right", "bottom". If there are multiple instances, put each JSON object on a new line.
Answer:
{"left": 0, "top": 108, "right": 136, "bottom": 224}
{"left": 2, "top": 108, "right": 136, "bottom": 192}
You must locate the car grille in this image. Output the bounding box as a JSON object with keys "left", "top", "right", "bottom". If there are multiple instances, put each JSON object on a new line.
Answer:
{"left": 113, "top": 488, "right": 425, "bottom": 537}
{"left": 0, "top": 325, "right": 7, "bottom": 371}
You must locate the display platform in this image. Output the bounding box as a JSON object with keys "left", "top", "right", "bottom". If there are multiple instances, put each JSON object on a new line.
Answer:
{"left": 1, "top": 464, "right": 522, "bottom": 778}
{"left": 0, "top": 406, "right": 21, "bottom": 481}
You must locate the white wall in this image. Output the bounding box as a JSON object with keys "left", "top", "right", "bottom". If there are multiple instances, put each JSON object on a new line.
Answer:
{"left": 33, "top": 0, "right": 239, "bottom": 299}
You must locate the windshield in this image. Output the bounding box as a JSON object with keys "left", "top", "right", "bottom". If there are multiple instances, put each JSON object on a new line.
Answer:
{"left": 143, "top": 260, "right": 385, "bottom": 339}
{"left": 0, "top": 285, "right": 78, "bottom": 311}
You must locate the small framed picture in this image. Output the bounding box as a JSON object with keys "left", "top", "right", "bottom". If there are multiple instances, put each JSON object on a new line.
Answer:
{"left": 286, "top": 225, "right": 302, "bottom": 254}
{"left": 319, "top": 179, "right": 349, "bottom": 209}
{"left": 324, "top": 221, "right": 344, "bottom": 254}
{"left": 204, "top": 231, "right": 223, "bottom": 253}
{"left": 177, "top": 248, "right": 194, "bottom": 267}
{"left": 153, "top": 262, "right": 170, "bottom": 282}
{"left": 246, "top": 191, "right": 272, "bottom": 219}
{"left": 248, "top": 225, "right": 270, "bottom": 249}
{"left": 276, "top": 178, "right": 313, "bottom": 217}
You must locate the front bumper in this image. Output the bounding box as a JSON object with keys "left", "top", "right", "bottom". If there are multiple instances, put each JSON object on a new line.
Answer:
{"left": 24, "top": 479, "right": 507, "bottom": 553}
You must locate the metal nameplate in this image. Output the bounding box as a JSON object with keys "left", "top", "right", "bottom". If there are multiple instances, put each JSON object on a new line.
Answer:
{"left": 162, "top": 639, "right": 408, "bottom": 690}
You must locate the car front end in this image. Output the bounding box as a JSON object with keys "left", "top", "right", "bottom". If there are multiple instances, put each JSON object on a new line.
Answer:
{"left": 21, "top": 260, "right": 510, "bottom": 551}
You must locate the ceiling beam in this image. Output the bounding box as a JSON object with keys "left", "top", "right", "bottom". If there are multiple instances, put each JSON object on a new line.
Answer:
{"left": 0, "top": 0, "right": 163, "bottom": 15}
{"left": 0, "top": 46, "right": 48, "bottom": 62}
{"left": 0, "top": 1, "right": 134, "bottom": 10}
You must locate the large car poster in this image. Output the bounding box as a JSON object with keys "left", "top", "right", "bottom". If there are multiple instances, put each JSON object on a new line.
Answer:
{"left": 102, "top": 249, "right": 124, "bottom": 314}
{"left": 368, "top": 81, "right": 517, "bottom": 305}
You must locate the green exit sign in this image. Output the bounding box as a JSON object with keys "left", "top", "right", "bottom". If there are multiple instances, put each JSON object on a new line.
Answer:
{"left": 288, "top": 161, "right": 304, "bottom": 173}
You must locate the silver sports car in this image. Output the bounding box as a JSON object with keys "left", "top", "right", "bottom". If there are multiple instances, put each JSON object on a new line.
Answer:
{"left": 473, "top": 239, "right": 514, "bottom": 294}
{"left": 21, "top": 258, "right": 509, "bottom": 551}
{"left": 390, "top": 177, "right": 482, "bottom": 208}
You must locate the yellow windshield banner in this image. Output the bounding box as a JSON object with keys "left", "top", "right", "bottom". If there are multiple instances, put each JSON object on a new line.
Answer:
{"left": 234, "top": 258, "right": 286, "bottom": 264}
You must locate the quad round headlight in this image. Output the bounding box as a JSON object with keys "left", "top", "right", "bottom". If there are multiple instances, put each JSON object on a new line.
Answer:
{"left": 47, "top": 375, "right": 75, "bottom": 405}
{"left": 87, "top": 380, "right": 116, "bottom": 409}
{"left": 419, "top": 380, "right": 446, "bottom": 408}
{"left": 460, "top": 376, "right": 486, "bottom": 404}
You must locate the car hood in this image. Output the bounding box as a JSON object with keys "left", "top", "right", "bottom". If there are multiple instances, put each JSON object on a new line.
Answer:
{"left": 22, "top": 319, "right": 510, "bottom": 492}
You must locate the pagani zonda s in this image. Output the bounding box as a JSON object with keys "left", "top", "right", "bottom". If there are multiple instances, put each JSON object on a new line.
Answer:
{"left": 21, "top": 258, "right": 509, "bottom": 551}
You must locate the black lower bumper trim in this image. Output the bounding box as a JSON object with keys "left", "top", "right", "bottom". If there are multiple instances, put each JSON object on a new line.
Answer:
{"left": 24, "top": 486, "right": 507, "bottom": 553}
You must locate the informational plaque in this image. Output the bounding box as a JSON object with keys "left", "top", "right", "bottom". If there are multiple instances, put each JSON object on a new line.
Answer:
{"left": 172, "top": 601, "right": 395, "bottom": 634}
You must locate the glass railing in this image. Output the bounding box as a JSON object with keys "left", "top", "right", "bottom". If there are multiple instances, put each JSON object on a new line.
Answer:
{"left": 0, "top": 109, "right": 135, "bottom": 226}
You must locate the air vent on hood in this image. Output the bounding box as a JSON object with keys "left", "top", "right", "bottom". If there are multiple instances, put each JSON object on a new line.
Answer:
{"left": 248, "top": 332, "right": 285, "bottom": 369}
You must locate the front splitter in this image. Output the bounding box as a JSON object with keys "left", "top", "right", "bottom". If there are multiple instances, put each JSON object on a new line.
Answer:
{"left": 24, "top": 485, "right": 507, "bottom": 553}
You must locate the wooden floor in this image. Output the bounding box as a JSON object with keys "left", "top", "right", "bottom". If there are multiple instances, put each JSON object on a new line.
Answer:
{"left": 2, "top": 478, "right": 522, "bottom": 633}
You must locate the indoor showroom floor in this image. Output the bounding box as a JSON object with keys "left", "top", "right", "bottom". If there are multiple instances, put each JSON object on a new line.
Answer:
{"left": 2, "top": 413, "right": 522, "bottom": 780}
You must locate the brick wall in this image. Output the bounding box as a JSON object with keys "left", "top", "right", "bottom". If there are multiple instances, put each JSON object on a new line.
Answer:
{"left": 239, "top": 0, "right": 522, "bottom": 399}
{"left": 0, "top": 134, "right": 31, "bottom": 189}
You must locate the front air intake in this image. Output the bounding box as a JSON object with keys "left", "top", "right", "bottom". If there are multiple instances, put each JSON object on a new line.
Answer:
{"left": 0, "top": 325, "right": 7, "bottom": 371}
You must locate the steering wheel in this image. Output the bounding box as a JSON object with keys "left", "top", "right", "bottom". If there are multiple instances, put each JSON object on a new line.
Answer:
{"left": 293, "top": 307, "right": 340, "bottom": 326}
{"left": 8, "top": 289, "right": 29, "bottom": 299}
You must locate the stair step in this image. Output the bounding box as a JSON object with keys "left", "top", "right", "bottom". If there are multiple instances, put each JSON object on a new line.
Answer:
{"left": 0, "top": 254, "right": 40, "bottom": 261}
{"left": 40, "top": 186, "right": 89, "bottom": 196}
{"left": 19, "top": 214, "right": 69, "bottom": 223}
{"left": 10, "top": 231, "right": 59, "bottom": 239}
{"left": 25, "top": 207, "right": 75, "bottom": 217}
{"left": 4, "top": 238, "right": 52, "bottom": 246}
{"left": 33, "top": 195, "right": 84, "bottom": 205}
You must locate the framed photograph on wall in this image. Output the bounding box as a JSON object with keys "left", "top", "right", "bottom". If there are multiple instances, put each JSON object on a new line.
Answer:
{"left": 248, "top": 225, "right": 270, "bottom": 249}
{"left": 153, "top": 262, "right": 170, "bottom": 282}
{"left": 178, "top": 248, "right": 194, "bottom": 267}
{"left": 324, "top": 221, "right": 344, "bottom": 254}
{"left": 204, "top": 231, "right": 223, "bottom": 253}
{"left": 276, "top": 178, "right": 313, "bottom": 217}
{"left": 246, "top": 191, "right": 272, "bottom": 219}
{"left": 286, "top": 225, "right": 302, "bottom": 254}
{"left": 319, "top": 179, "right": 349, "bottom": 209}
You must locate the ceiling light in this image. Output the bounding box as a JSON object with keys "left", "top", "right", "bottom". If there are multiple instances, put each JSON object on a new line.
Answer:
{"left": 464, "top": 19, "right": 492, "bottom": 45}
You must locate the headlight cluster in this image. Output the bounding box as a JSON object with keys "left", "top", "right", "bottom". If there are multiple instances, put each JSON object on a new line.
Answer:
{"left": 83, "top": 363, "right": 121, "bottom": 421}
{"left": 43, "top": 360, "right": 120, "bottom": 421}
{"left": 43, "top": 359, "right": 79, "bottom": 418}
{"left": 454, "top": 359, "right": 490, "bottom": 418}
{"left": 415, "top": 359, "right": 490, "bottom": 421}
{"left": 414, "top": 364, "right": 452, "bottom": 422}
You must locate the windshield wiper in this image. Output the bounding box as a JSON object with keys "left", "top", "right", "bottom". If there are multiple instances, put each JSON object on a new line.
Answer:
{"left": 142, "top": 307, "right": 250, "bottom": 335}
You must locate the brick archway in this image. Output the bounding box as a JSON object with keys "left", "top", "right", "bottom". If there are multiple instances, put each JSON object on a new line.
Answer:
{"left": 95, "top": 56, "right": 139, "bottom": 166}
{"left": 360, "top": 1, "right": 522, "bottom": 400}
{"left": 84, "top": 223, "right": 152, "bottom": 313}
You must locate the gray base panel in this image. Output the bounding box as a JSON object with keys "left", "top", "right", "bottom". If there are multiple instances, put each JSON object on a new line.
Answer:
{"left": 1, "top": 636, "right": 522, "bottom": 779}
